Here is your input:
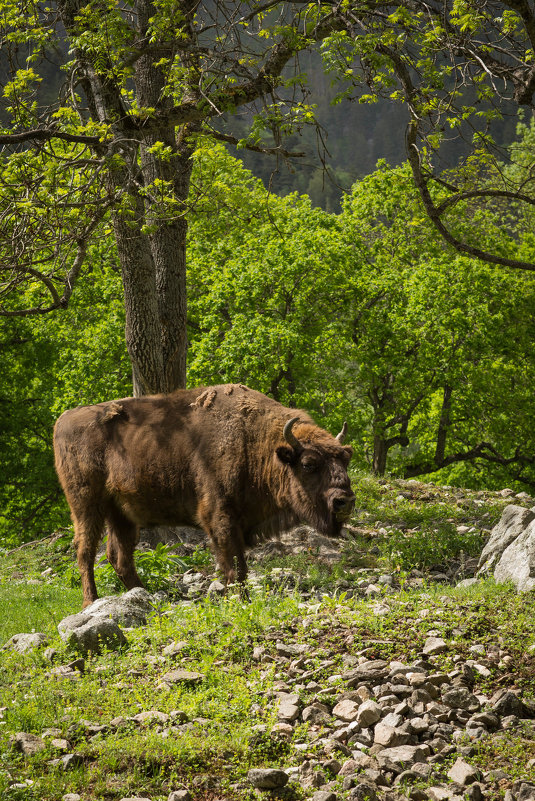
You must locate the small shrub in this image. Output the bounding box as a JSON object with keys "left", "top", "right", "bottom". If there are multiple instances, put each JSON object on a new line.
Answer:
{"left": 382, "top": 524, "right": 484, "bottom": 570}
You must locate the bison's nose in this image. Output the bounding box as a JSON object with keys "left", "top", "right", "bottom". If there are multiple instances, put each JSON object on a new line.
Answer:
{"left": 332, "top": 494, "right": 355, "bottom": 520}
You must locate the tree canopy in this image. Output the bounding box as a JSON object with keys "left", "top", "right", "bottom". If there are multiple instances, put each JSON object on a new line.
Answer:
{"left": 320, "top": 0, "right": 535, "bottom": 270}
{"left": 0, "top": 1, "right": 346, "bottom": 393}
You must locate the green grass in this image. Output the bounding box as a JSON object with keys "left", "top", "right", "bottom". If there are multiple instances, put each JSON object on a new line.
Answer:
{"left": 1, "top": 475, "right": 535, "bottom": 799}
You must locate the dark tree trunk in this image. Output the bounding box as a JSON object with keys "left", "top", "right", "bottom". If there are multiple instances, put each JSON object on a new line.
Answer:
{"left": 372, "top": 433, "right": 389, "bottom": 476}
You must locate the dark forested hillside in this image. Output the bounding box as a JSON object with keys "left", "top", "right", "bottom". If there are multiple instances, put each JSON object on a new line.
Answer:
{"left": 221, "top": 51, "right": 520, "bottom": 211}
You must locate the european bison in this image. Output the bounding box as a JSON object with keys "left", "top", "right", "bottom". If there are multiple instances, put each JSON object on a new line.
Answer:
{"left": 54, "top": 383, "right": 355, "bottom": 607}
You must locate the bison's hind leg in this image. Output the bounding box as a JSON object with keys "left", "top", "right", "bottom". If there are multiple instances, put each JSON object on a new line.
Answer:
{"left": 105, "top": 505, "right": 145, "bottom": 593}
{"left": 72, "top": 509, "right": 105, "bottom": 609}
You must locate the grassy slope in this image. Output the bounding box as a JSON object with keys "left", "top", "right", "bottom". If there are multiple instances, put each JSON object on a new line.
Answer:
{"left": 1, "top": 475, "right": 535, "bottom": 800}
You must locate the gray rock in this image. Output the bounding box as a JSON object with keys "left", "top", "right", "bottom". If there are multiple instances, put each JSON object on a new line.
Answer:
{"left": 60, "top": 587, "right": 155, "bottom": 629}
{"left": 426, "top": 788, "right": 457, "bottom": 801}
{"left": 2, "top": 632, "right": 49, "bottom": 653}
{"left": 464, "top": 785, "right": 484, "bottom": 801}
{"left": 50, "top": 738, "right": 70, "bottom": 751}
{"left": 478, "top": 505, "right": 535, "bottom": 569}
{"left": 423, "top": 637, "right": 448, "bottom": 655}
{"left": 442, "top": 686, "right": 480, "bottom": 711}
{"left": 517, "top": 783, "right": 535, "bottom": 801}
{"left": 168, "top": 791, "right": 192, "bottom": 801}
{"left": 375, "top": 744, "right": 431, "bottom": 773}
{"left": 277, "top": 700, "right": 300, "bottom": 722}
{"left": 303, "top": 703, "right": 332, "bottom": 724}
{"left": 491, "top": 691, "right": 534, "bottom": 718}
{"left": 62, "top": 794, "right": 82, "bottom": 801}
{"left": 356, "top": 700, "right": 382, "bottom": 727}
{"left": 161, "top": 669, "right": 205, "bottom": 685}
{"left": 447, "top": 757, "right": 480, "bottom": 785}
{"left": 207, "top": 580, "right": 225, "bottom": 597}
{"left": 477, "top": 505, "right": 535, "bottom": 591}
{"left": 58, "top": 589, "right": 156, "bottom": 655}
{"left": 12, "top": 732, "right": 46, "bottom": 754}
{"left": 339, "top": 759, "right": 363, "bottom": 776}
{"left": 323, "top": 758, "right": 342, "bottom": 775}
{"left": 348, "top": 783, "right": 378, "bottom": 801}
{"left": 163, "top": 640, "right": 189, "bottom": 657}
{"left": 58, "top": 616, "right": 127, "bottom": 655}
{"left": 333, "top": 699, "right": 360, "bottom": 722}
{"left": 276, "top": 641, "right": 308, "bottom": 657}
{"left": 374, "top": 723, "right": 410, "bottom": 747}
{"left": 50, "top": 753, "right": 84, "bottom": 770}
{"left": 311, "top": 792, "right": 337, "bottom": 801}
{"left": 119, "top": 798, "right": 152, "bottom": 801}
{"left": 133, "top": 711, "right": 170, "bottom": 725}
{"left": 346, "top": 660, "right": 389, "bottom": 685}
{"left": 248, "top": 768, "right": 289, "bottom": 789}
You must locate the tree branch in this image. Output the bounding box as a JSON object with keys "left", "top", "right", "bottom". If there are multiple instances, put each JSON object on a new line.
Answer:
{"left": 209, "top": 129, "right": 305, "bottom": 158}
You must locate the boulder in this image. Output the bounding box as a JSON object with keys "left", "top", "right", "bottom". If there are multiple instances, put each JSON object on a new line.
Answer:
{"left": 477, "top": 505, "right": 535, "bottom": 591}
{"left": 60, "top": 587, "right": 155, "bottom": 630}
{"left": 58, "top": 616, "right": 127, "bottom": 655}
{"left": 58, "top": 588, "right": 156, "bottom": 654}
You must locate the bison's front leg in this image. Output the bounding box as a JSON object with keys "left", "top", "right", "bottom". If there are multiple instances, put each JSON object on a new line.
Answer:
{"left": 199, "top": 505, "right": 248, "bottom": 590}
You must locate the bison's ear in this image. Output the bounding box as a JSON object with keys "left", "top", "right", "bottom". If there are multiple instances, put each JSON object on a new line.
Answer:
{"left": 276, "top": 445, "right": 298, "bottom": 465}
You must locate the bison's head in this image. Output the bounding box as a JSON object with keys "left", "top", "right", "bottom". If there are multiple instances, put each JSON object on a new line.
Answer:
{"left": 276, "top": 418, "right": 355, "bottom": 537}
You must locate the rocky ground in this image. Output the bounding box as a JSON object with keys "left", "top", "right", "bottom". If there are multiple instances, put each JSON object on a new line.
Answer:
{"left": 3, "top": 478, "right": 535, "bottom": 801}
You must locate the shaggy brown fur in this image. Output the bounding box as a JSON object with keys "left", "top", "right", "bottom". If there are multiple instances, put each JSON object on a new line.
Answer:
{"left": 53, "top": 384, "right": 355, "bottom": 607}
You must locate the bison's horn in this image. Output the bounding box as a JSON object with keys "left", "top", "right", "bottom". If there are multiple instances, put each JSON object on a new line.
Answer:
{"left": 283, "top": 417, "right": 303, "bottom": 453}
{"left": 336, "top": 421, "right": 348, "bottom": 443}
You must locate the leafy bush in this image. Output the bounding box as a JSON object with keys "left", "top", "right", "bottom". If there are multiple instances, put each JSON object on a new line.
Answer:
{"left": 382, "top": 524, "right": 484, "bottom": 571}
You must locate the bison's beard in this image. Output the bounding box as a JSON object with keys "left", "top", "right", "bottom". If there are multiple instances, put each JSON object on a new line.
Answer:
{"left": 311, "top": 512, "right": 345, "bottom": 539}
{"left": 295, "top": 499, "right": 348, "bottom": 539}
{"left": 245, "top": 495, "right": 351, "bottom": 548}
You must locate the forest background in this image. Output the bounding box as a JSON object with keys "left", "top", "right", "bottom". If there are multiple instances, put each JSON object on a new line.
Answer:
{"left": 2, "top": 1, "right": 535, "bottom": 545}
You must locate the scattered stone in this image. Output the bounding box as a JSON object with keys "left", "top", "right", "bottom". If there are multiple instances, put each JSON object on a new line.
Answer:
{"left": 427, "top": 788, "right": 457, "bottom": 801}
{"left": 517, "top": 783, "right": 535, "bottom": 801}
{"left": 348, "top": 782, "right": 378, "bottom": 801}
{"left": 442, "top": 687, "right": 480, "bottom": 711}
{"left": 374, "top": 722, "right": 410, "bottom": 747}
{"left": 207, "top": 580, "right": 225, "bottom": 597}
{"left": 333, "top": 699, "right": 360, "bottom": 722}
{"left": 423, "top": 637, "right": 448, "bottom": 655}
{"left": 491, "top": 690, "right": 534, "bottom": 718}
{"left": 311, "top": 792, "right": 337, "bottom": 801}
{"left": 50, "top": 738, "right": 71, "bottom": 752}
{"left": 163, "top": 640, "right": 189, "bottom": 657}
{"left": 277, "top": 699, "right": 300, "bottom": 722}
{"left": 119, "top": 797, "right": 152, "bottom": 801}
{"left": 133, "top": 711, "right": 170, "bottom": 725}
{"left": 168, "top": 791, "right": 192, "bottom": 801}
{"left": 11, "top": 732, "right": 46, "bottom": 754}
{"left": 248, "top": 768, "right": 289, "bottom": 789}
{"left": 49, "top": 753, "right": 84, "bottom": 770}
{"left": 161, "top": 669, "right": 205, "bottom": 685}
{"left": 375, "top": 744, "right": 431, "bottom": 773}
{"left": 303, "top": 703, "right": 331, "bottom": 724}
{"left": 447, "top": 757, "right": 480, "bottom": 785}
{"left": 356, "top": 700, "right": 382, "bottom": 727}
{"left": 2, "top": 632, "right": 49, "bottom": 653}
{"left": 60, "top": 587, "right": 155, "bottom": 629}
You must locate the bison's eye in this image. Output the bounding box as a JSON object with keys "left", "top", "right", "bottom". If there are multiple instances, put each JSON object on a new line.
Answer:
{"left": 301, "top": 458, "right": 321, "bottom": 472}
